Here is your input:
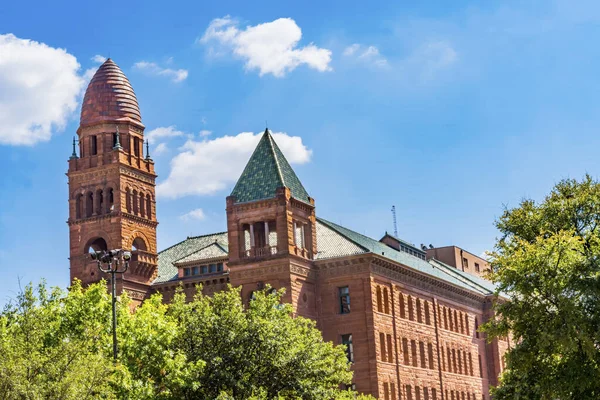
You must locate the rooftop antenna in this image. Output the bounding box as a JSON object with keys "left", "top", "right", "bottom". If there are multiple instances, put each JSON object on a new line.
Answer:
{"left": 391, "top": 205, "right": 398, "bottom": 238}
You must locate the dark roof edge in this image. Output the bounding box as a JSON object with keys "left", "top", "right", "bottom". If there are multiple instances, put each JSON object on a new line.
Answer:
{"left": 158, "top": 231, "right": 228, "bottom": 255}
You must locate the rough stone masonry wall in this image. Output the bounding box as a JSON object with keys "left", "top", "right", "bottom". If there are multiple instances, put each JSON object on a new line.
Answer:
{"left": 369, "top": 269, "right": 493, "bottom": 400}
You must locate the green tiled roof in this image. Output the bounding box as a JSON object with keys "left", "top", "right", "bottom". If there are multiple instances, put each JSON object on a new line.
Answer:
{"left": 154, "top": 219, "right": 497, "bottom": 297}
{"left": 316, "top": 218, "right": 495, "bottom": 296}
{"left": 174, "top": 242, "right": 229, "bottom": 264}
{"left": 230, "top": 129, "right": 310, "bottom": 204}
{"left": 154, "top": 232, "right": 228, "bottom": 284}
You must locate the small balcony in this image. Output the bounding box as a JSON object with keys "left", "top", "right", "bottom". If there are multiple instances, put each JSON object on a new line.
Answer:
{"left": 242, "top": 245, "right": 278, "bottom": 259}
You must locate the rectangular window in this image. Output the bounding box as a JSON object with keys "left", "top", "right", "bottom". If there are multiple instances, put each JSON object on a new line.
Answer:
{"left": 462, "top": 257, "right": 468, "bottom": 269}
{"left": 411, "top": 340, "right": 418, "bottom": 367}
{"left": 475, "top": 263, "right": 480, "bottom": 272}
{"left": 428, "top": 343, "right": 434, "bottom": 369}
{"left": 402, "top": 338, "right": 409, "bottom": 365}
{"left": 184, "top": 268, "right": 190, "bottom": 277}
{"left": 384, "top": 382, "right": 389, "bottom": 400}
{"left": 341, "top": 334, "right": 354, "bottom": 362}
{"left": 192, "top": 266, "right": 199, "bottom": 275}
{"left": 406, "top": 385, "right": 413, "bottom": 400}
{"left": 387, "top": 334, "right": 393, "bottom": 363}
{"left": 209, "top": 263, "right": 217, "bottom": 273}
{"left": 134, "top": 137, "right": 140, "bottom": 157}
{"left": 339, "top": 286, "right": 350, "bottom": 314}
{"left": 380, "top": 332, "right": 386, "bottom": 362}
{"left": 201, "top": 265, "right": 208, "bottom": 274}
{"left": 90, "top": 135, "right": 97, "bottom": 155}
{"left": 419, "top": 341, "right": 426, "bottom": 368}
{"left": 217, "top": 263, "right": 224, "bottom": 272}
{"left": 432, "top": 389, "right": 437, "bottom": 400}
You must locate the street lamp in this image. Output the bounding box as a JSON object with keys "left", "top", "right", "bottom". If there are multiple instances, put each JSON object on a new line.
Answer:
{"left": 90, "top": 249, "right": 131, "bottom": 362}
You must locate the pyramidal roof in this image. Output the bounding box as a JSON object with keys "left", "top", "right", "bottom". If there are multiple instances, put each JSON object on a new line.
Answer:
{"left": 230, "top": 129, "right": 310, "bottom": 204}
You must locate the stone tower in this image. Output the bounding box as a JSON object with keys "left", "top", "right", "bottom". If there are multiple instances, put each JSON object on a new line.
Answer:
{"left": 226, "top": 129, "right": 318, "bottom": 318}
{"left": 67, "top": 58, "right": 158, "bottom": 304}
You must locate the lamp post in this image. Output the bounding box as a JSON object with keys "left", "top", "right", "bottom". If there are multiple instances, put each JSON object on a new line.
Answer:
{"left": 90, "top": 249, "right": 131, "bottom": 363}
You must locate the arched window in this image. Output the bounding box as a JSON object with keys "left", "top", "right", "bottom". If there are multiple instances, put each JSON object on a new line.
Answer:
{"left": 85, "top": 237, "right": 107, "bottom": 254}
{"left": 139, "top": 191, "right": 145, "bottom": 218}
{"left": 75, "top": 193, "right": 83, "bottom": 219}
{"left": 132, "top": 237, "right": 147, "bottom": 252}
{"left": 416, "top": 298, "right": 422, "bottom": 323}
{"left": 146, "top": 194, "right": 152, "bottom": 219}
{"left": 376, "top": 286, "right": 383, "bottom": 312}
{"left": 106, "top": 188, "right": 115, "bottom": 213}
{"left": 408, "top": 296, "right": 414, "bottom": 321}
{"left": 85, "top": 191, "right": 94, "bottom": 217}
{"left": 383, "top": 288, "right": 389, "bottom": 314}
{"left": 424, "top": 301, "right": 431, "bottom": 325}
{"left": 126, "top": 188, "right": 132, "bottom": 213}
{"left": 132, "top": 190, "right": 139, "bottom": 215}
{"left": 95, "top": 189, "right": 104, "bottom": 215}
{"left": 399, "top": 293, "right": 406, "bottom": 318}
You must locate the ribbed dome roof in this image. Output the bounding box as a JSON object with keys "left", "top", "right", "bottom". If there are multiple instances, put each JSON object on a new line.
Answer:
{"left": 80, "top": 58, "right": 142, "bottom": 127}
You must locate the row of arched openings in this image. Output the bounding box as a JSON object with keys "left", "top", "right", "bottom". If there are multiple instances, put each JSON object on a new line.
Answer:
{"left": 125, "top": 188, "right": 152, "bottom": 219}
{"left": 75, "top": 188, "right": 114, "bottom": 219}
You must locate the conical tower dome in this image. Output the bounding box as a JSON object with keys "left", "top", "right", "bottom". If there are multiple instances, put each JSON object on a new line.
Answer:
{"left": 80, "top": 58, "right": 143, "bottom": 128}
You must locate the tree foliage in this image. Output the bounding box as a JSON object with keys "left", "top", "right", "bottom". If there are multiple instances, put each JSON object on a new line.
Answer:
{"left": 0, "top": 280, "right": 368, "bottom": 400}
{"left": 483, "top": 175, "right": 600, "bottom": 399}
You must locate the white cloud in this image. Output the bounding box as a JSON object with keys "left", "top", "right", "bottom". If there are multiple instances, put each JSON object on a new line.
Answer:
{"left": 133, "top": 61, "right": 188, "bottom": 82}
{"left": 179, "top": 208, "right": 206, "bottom": 221}
{"left": 91, "top": 54, "right": 106, "bottom": 63}
{"left": 153, "top": 142, "right": 169, "bottom": 156}
{"left": 158, "top": 131, "right": 312, "bottom": 199}
{"left": 0, "top": 34, "right": 85, "bottom": 146}
{"left": 200, "top": 16, "right": 332, "bottom": 77}
{"left": 145, "top": 125, "right": 185, "bottom": 144}
{"left": 404, "top": 40, "right": 457, "bottom": 81}
{"left": 199, "top": 130, "right": 212, "bottom": 137}
{"left": 343, "top": 43, "right": 388, "bottom": 67}
{"left": 342, "top": 44, "right": 360, "bottom": 56}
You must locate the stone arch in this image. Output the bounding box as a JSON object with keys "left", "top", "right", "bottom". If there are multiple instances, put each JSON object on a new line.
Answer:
{"left": 146, "top": 194, "right": 152, "bottom": 219}
{"left": 131, "top": 237, "right": 147, "bottom": 251}
{"left": 105, "top": 186, "right": 115, "bottom": 213}
{"left": 80, "top": 231, "right": 111, "bottom": 255}
{"left": 127, "top": 230, "right": 152, "bottom": 252}
{"left": 95, "top": 188, "right": 104, "bottom": 215}
{"left": 132, "top": 189, "right": 139, "bottom": 215}
{"left": 125, "top": 187, "right": 132, "bottom": 213}
{"left": 85, "top": 191, "right": 94, "bottom": 217}
{"left": 75, "top": 193, "right": 83, "bottom": 219}
{"left": 84, "top": 237, "right": 108, "bottom": 254}
{"left": 139, "top": 190, "right": 145, "bottom": 218}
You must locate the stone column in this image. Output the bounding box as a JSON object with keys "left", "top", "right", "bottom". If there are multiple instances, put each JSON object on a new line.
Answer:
{"left": 264, "top": 221, "right": 270, "bottom": 247}
{"left": 92, "top": 190, "right": 99, "bottom": 216}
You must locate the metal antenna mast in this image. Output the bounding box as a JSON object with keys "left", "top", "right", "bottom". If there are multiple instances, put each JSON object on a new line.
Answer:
{"left": 391, "top": 205, "right": 398, "bottom": 238}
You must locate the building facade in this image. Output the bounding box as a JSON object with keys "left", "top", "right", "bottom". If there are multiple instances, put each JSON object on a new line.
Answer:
{"left": 68, "top": 59, "right": 509, "bottom": 399}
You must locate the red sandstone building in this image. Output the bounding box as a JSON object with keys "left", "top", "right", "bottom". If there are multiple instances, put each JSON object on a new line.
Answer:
{"left": 68, "top": 59, "right": 508, "bottom": 399}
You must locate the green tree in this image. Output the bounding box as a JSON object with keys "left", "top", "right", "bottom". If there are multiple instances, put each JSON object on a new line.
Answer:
{"left": 168, "top": 286, "right": 356, "bottom": 399}
{"left": 0, "top": 280, "right": 115, "bottom": 399}
{"left": 0, "top": 280, "right": 368, "bottom": 399}
{"left": 483, "top": 175, "right": 600, "bottom": 399}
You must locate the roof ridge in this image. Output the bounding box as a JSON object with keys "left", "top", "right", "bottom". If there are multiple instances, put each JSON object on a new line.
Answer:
{"left": 158, "top": 231, "right": 228, "bottom": 254}
{"left": 172, "top": 240, "right": 228, "bottom": 263}
{"left": 266, "top": 130, "right": 286, "bottom": 189}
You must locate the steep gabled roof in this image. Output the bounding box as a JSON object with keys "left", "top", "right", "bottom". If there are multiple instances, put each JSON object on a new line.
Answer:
{"left": 154, "top": 232, "right": 228, "bottom": 284}
{"left": 230, "top": 129, "right": 310, "bottom": 204}
{"left": 173, "top": 242, "right": 229, "bottom": 265}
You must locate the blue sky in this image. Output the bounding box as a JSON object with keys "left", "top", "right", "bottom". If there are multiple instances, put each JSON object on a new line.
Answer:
{"left": 1, "top": 0, "right": 599, "bottom": 304}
